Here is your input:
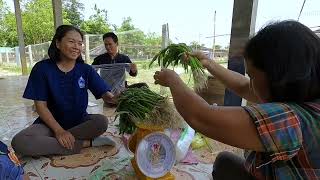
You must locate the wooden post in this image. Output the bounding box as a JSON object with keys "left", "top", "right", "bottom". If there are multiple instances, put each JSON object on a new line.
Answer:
{"left": 28, "top": 45, "right": 33, "bottom": 66}
{"left": 224, "top": 0, "right": 258, "bottom": 106}
{"left": 5, "top": 49, "right": 9, "bottom": 63}
{"left": 15, "top": 47, "right": 21, "bottom": 67}
{"left": 84, "top": 35, "right": 90, "bottom": 63}
{"left": 42, "top": 49, "right": 45, "bottom": 58}
{"left": 14, "top": 0, "right": 28, "bottom": 75}
{"left": 162, "top": 24, "right": 169, "bottom": 49}
{"left": 160, "top": 23, "right": 169, "bottom": 95}
{"left": 52, "top": 0, "right": 63, "bottom": 29}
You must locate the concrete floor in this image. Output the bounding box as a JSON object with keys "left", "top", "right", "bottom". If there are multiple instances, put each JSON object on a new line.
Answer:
{"left": 0, "top": 75, "right": 242, "bottom": 180}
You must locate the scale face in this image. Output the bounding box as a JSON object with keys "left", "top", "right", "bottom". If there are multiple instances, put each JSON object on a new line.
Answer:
{"left": 136, "top": 132, "right": 176, "bottom": 178}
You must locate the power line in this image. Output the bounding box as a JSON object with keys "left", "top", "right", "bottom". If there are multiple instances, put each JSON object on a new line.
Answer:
{"left": 205, "top": 25, "right": 319, "bottom": 39}
{"left": 205, "top": 33, "right": 230, "bottom": 38}
{"left": 298, "top": 0, "right": 307, "bottom": 21}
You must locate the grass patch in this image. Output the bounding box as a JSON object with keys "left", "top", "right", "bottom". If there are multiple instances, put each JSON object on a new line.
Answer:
{"left": 0, "top": 63, "right": 32, "bottom": 75}
{"left": 128, "top": 60, "right": 196, "bottom": 96}
{"left": 0, "top": 60, "right": 227, "bottom": 96}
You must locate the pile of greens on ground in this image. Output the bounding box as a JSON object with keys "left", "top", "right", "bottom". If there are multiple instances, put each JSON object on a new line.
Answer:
{"left": 115, "top": 87, "right": 185, "bottom": 134}
{"left": 149, "top": 43, "right": 208, "bottom": 91}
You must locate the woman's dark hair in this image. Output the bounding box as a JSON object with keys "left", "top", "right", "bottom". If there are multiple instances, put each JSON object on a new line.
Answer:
{"left": 48, "top": 25, "right": 84, "bottom": 62}
{"left": 102, "top": 32, "right": 118, "bottom": 44}
{"left": 244, "top": 20, "right": 320, "bottom": 102}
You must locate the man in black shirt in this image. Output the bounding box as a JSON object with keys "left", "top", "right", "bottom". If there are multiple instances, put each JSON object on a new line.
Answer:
{"left": 92, "top": 32, "right": 137, "bottom": 77}
{"left": 92, "top": 32, "right": 148, "bottom": 107}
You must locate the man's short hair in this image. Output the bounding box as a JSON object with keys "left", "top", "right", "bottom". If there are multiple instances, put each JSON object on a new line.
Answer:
{"left": 103, "top": 32, "right": 118, "bottom": 44}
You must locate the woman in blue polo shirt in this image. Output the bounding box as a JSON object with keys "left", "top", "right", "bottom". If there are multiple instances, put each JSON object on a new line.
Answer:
{"left": 11, "top": 25, "right": 116, "bottom": 156}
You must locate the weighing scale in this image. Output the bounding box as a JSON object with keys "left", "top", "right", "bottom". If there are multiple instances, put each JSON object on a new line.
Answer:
{"left": 128, "top": 127, "right": 176, "bottom": 180}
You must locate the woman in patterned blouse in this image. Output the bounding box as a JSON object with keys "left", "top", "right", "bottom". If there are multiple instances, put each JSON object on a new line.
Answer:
{"left": 154, "top": 20, "right": 320, "bottom": 180}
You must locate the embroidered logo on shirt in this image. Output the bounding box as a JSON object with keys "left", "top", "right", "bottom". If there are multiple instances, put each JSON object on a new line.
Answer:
{"left": 78, "top": 76, "right": 85, "bottom": 88}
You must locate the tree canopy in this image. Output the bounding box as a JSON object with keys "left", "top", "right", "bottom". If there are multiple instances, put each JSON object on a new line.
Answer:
{"left": 80, "top": 4, "right": 111, "bottom": 34}
{"left": 0, "top": 0, "right": 218, "bottom": 58}
{"left": 0, "top": 0, "right": 163, "bottom": 49}
{"left": 63, "top": 0, "right": 84, "bottom": 27}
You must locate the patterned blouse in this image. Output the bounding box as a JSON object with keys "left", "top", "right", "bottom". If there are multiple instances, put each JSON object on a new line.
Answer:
{"left": 243, "top": 101, "right": 320, "bottom": 179}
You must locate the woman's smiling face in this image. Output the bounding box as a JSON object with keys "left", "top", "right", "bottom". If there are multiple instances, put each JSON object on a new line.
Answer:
{"left": 56, "top": 30, "right": 83, "bottom": 61}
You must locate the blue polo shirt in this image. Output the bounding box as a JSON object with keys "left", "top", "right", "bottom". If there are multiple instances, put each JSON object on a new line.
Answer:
{"left": 23, "top": 59, "right": 111, "bottom": 130}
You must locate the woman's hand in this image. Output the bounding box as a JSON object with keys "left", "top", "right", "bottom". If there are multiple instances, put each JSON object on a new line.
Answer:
{"left": 102, "top": 91, "right": 118, "bottom": 105}
{"left": 54, "top": 129, "right": 75, "bottom": 150}
{"left": 154, "top": 69, "right": 181, "bottom": 87}
{"left": 130, "top": 63, "right": 137, "bottom": 73}
{"left": 183, "top": 51, "right": 212, "bottom": 68}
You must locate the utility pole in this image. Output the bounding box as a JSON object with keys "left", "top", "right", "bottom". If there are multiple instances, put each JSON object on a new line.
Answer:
{"left": 212, "top": 10, "right": 216, "bottom": 59}
{"left": 160, "top": 23, "right": 169, "bottom": 95}
{"left": 224, "top": 0, "right": 258, "bottom": 106}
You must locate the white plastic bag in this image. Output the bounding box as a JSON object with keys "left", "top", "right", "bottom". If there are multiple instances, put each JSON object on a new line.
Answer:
{"left": 92, "top": 63, "right": 131, "bottom": 94}
{"left": 175, "top": 125, "right": 195, "bottom": 162}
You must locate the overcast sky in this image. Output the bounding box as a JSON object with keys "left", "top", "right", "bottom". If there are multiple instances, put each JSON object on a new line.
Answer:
{"left": 5, "top": 0, "right": 320, "bottom": 47}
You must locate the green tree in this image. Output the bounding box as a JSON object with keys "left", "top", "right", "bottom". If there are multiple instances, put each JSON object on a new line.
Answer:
{"left": 189, "top": 41, "right": 205, "bottom": 50}
{"left": 143, "top": 32, "right": 161, "bottom": 58}
{"left": 0, "top": 0, "right": 9, "bottom": 46}
{"left": 116, "top": 17, "right": 145, "bottom": 58}
{"left": 22, "top": 0, "right": 55, "bottom": 45}
{"left": 1, "top": 12, "right": 17, "bottom": 47}
{"left": 63, "top": 0, "right": 84, "bottom": 27}
{"left": 0, "top": 0, "right": 73, "bottom": 47}
{"left": 80, "top": 4, "right": 110, "bottom": 34}
{"left": 214, "top": 45, "right": 222, "bottom": 50}
{"left": 0, "top": 0, "right": 7, "bottom": 20}
{"left": 144, "top": 32, "right": 161, "bottom": 46}
{"left": 0, "top": 0, "right": 18, "bottom": 47}
{"left": 117, "top": 17, "right": 135, "bottom": 32}
{"left": 117, "top": 17, "right": 145, "bottom": 45}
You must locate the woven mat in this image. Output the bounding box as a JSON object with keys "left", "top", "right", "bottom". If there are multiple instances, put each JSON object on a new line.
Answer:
{"left": 50, "top": 135, "right": 122, "bottom": 168}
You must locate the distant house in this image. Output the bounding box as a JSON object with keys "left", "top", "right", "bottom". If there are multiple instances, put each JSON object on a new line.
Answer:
{"left": 90, "top": 45, "right": 105, "bottom": 58}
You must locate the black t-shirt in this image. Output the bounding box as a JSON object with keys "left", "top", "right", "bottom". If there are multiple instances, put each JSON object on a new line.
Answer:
{"left": 92, "top": 53, "right": 136, "bottom": 76}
